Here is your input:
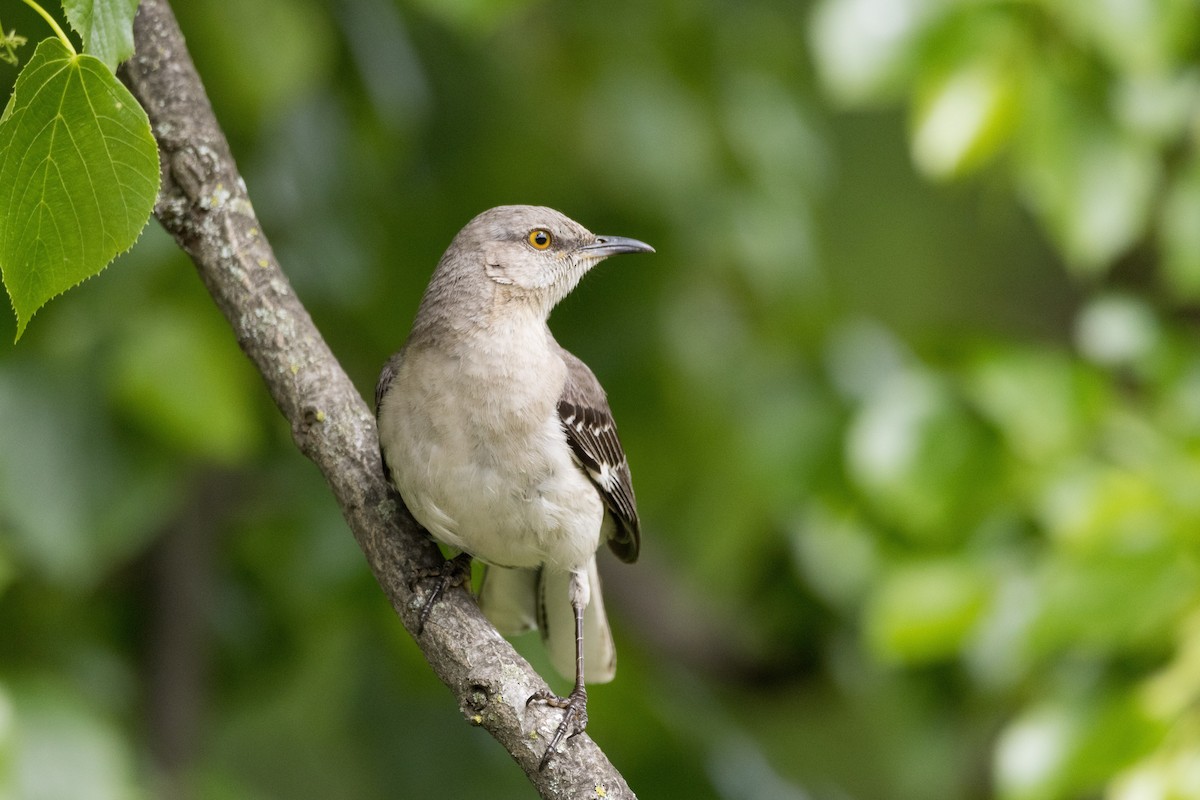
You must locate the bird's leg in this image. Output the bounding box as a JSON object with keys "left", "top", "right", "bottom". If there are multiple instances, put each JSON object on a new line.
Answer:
{"left": 411, "top": 552, "right": 472, "bottom": 635}
{"left": 527, "top": 569, "right": 589, "bottom": 770}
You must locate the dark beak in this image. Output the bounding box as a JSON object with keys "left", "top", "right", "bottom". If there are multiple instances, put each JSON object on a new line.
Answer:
{"left": 578, "top": 235, "right": 655, "bottom": 258}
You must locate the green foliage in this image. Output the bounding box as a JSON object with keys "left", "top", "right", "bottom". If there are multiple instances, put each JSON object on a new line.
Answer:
{"left": 0, "top": 679, "right": 142, "bottom": 800}
{"left": 61, "top": 0, "right": 140, "bottom": 71}
{"left": 0, "top": 25, "right": 28, "bottom": 67}
{"left": 109, "top": 303, "right": 265, "bottom": 464}
{"left": 812, "top": 0, "right": 1200, "bottom": 283}
{"left": 2, "top": 0, "right": 1200, "bottom": 798}
{"left": 866, "top": 558, "right": 989, "bottom": 664}
{"left": 0, "top": 3, "right": 158, "bottom": 339}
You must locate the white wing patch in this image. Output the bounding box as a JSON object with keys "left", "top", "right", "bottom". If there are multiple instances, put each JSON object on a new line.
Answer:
{"left": 555, "top": 345, "right": 640, "bottom": 563}
{"left": 586, "top": 461, "right": 617, "bottom": 492}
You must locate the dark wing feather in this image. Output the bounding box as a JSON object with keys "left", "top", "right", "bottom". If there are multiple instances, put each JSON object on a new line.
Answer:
{"left": 555, "top": 345, "right": 640, "bottom": 563}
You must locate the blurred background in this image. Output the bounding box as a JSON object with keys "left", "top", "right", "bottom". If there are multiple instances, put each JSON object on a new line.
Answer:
{"left": 2, "top": 0, "right": 1200, "bottom": 797}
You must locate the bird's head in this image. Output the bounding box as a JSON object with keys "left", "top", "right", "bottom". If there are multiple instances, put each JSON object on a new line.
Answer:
{"left": 411, "top": 206, "right": 653, "bottom": 338}
{"left": 442, "top": 205, "right": 654, "bottom": 313}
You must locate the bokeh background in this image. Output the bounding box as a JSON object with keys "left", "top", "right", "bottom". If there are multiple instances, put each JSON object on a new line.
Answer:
{"left": 3, "top": 0, "right": 1200, "bottom": 797}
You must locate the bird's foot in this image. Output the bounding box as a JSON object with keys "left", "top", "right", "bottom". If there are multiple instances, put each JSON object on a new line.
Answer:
{"left": 527, "top": 685, "right": 588, "bottom": 770}
{"left": 411, "top": 552, "right": 472, "bottom": 635}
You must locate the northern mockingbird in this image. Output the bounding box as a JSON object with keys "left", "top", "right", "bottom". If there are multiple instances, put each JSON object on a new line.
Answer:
{"left": 375, "top": 205, "right": 653, "bottom": 767}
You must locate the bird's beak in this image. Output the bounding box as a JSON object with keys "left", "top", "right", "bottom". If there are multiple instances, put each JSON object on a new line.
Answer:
{"left": 577, "top": 235, "right": 655, "bottom": 258}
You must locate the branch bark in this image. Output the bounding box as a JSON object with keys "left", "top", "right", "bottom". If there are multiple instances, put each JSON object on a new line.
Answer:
{"left": 119, "top": 2, "right": 635, "bottom": 796}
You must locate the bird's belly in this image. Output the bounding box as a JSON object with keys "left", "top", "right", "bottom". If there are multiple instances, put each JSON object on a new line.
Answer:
{"left": 392, "top": 413, "right": 605, "bottom": 573}
{"left": 451, "top": 462, "right": 604, "bottom": 571}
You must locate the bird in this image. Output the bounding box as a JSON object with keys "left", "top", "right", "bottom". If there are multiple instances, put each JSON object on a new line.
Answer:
{"left": 375, "top": 205, "right": 653, "bottom": 768}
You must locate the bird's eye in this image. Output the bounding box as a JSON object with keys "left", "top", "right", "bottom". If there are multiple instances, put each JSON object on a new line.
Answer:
{"left": 528, "top": 229, "right": 553, "bottom": 250}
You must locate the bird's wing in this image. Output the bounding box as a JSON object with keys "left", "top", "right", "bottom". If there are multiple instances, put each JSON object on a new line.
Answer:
{"left": 555, "top": 344, "right": 640, "bottom": 563}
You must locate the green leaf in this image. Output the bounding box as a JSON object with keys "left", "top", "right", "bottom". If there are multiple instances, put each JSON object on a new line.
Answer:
{"left": 846, "top": 369, "right": 1001, "bottom": 546}
{"left": 910, "top": 62, "right": 1017, "bottom": 180}
{"left": 0, "top": 37, "right": 159, "bottom": 339}
{"left": 809, "top": 0, "right": 940, "bottom": 103}
{"left": 1016, "top": 74, "right": 1159, "bottom": 275}
{"left": 865, "top": 559, "right": 990, "bottom": 664}
{"left": 61, "top": 0, "right": 141, "bottom": 71}
{"left": 0, "top": 27, "right": 28, "bottom": 67}
{"left": 994, "top": 695, "right": 1164, "bottom": 800}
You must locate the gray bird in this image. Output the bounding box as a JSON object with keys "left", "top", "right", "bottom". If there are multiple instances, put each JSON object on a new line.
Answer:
{"left": 375, "top": 205, "right": 653, "bottom": 767}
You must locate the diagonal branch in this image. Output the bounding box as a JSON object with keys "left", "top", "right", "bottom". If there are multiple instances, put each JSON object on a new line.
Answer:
{"left": 118, "top": 2, "right": 635, "bottom": 796}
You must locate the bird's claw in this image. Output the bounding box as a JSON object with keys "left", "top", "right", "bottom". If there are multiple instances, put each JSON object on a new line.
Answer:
{"left": 411, "top": 552, "right": 472, "bottom": 635}
{"left": 527, "top": 686, "right": 588, "bottom": 770}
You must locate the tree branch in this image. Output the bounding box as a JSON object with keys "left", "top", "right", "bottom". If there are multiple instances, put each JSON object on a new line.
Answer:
{"left": 119, "top": 2, "right": 635, "bottom": 796}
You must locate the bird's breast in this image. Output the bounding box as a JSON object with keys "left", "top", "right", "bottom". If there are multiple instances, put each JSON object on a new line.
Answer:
{"left": 379, "top": 332, "right": 602, "bottom": 571}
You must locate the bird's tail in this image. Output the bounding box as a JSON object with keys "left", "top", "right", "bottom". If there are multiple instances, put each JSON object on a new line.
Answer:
{"left": 478, "top": 558, "right": 617, "bottom": 684}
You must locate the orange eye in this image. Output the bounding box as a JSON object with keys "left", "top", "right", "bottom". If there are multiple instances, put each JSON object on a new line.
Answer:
{"left": 528, "top": 229, "right": 552, "bottom": 250}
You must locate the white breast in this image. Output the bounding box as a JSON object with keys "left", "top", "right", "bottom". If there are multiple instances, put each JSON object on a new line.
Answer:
{"left": 378, "top": 318, "right": 605, "bottom": 573}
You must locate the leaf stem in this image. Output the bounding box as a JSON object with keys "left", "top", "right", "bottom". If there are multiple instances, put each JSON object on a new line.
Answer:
{"left": 20, "top": 0, "right": 75, "bottom": 56}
